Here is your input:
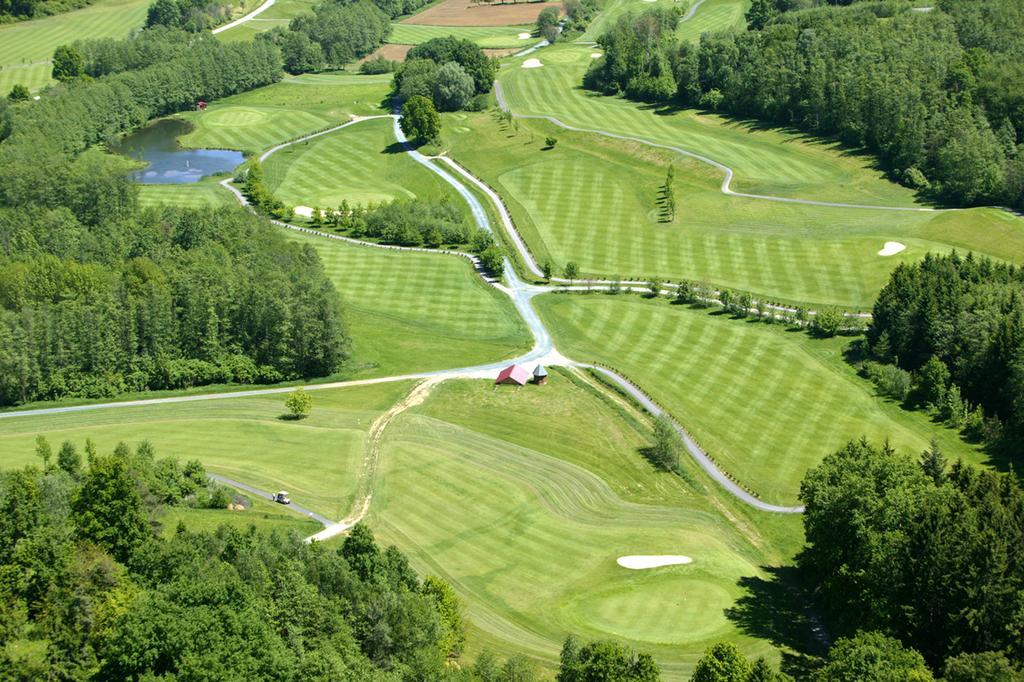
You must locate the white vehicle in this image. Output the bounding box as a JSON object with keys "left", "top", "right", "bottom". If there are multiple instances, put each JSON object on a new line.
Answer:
{"left": 273, "top": 491, "right": 291, "bottom": 505}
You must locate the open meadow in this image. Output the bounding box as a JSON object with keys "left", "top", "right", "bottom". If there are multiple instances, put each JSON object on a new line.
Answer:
{"left": 176, "top": 73, "right": 392, "bottom": 154}
{"left": 371, "top": 376, "right": 810, "bottom": 679}
{"left": 446, "top": 108, "right": 1023, "bottom": 308}
{"left": 263, "top": 116, "right": 458, "bottom": 208}
{"left": 0, "top": 0, "right": 149, "bottom": 93}
{"left": 535, "top": 294, "right": 988, "bottom": 506}
{"left": 0, "top": 381, "right": 417, "bottom": 520}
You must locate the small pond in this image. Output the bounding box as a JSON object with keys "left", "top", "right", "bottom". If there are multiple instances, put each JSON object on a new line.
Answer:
{"left": 110, "top": 118, "right": 244, "bottom": 184}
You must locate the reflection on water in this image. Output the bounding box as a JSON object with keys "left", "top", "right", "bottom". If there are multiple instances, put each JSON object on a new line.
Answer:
{"left": 110, "top": 118, "right": 244, "bottom": 184}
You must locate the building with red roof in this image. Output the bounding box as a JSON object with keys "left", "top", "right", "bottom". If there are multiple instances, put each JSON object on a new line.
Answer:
{"left": 495, "top": 364, "right": 530, "bottom": 386}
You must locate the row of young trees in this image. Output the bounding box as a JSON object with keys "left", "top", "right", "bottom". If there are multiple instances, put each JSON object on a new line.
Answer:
{"left": 799, "top": 438, "right": 1024, "bottom": 674}
{"left": 0, "top": 443, "right": 467, "bottom": 678}
{"left": 585, "top": 1, "right": 1024, "bottom": 208}
{"left": 866, "top": 251, "right": 1024, "bottom": 463}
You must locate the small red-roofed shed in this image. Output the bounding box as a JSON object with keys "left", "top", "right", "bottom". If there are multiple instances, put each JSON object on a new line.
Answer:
{"left": 495, "top": 364, "right": 530, "bottom": 386}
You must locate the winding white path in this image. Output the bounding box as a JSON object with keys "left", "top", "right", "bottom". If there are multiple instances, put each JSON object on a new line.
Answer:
{"left": 211, "top": 0, "right": 276, "bottom": 34}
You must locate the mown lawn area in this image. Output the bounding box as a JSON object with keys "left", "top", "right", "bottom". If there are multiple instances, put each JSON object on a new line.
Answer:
{"left": 0, "top": 0, "right": 149, "bottom": 93}
{"left": 137, "top": 176, "right": 235, "bottom": 209}
{"left": 287, "top": 232, "right": 532, "bottom": 377}
{"left": 446, "top": 108, "right": 1023, "bottom": 308}
{"left": 676, "top": 0, "right": 748, "bottom": 42}
{"left": 0, "top": 381, "right": 415, "bottom": 520}
{"left": 535, "top": 294, "right": 988, "bottom": 506}
{"left": 214, "top": 0, "right": 318, "bottom": 41}
{"left": 264, "top": 116, "right": 457, "bottom": 208}
{"left": 371, "top": 376, "right": 809, "bottom": 680}
{"left": 176, "top": 73, "right": 392, "bottom": 155}
{"left": 388, "top": 23, "right": 534, "bottom": 48}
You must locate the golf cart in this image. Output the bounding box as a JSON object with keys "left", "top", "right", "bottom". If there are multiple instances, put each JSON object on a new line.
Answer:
{"left": 273, "top": 491, "right": 291, "bottom": 505}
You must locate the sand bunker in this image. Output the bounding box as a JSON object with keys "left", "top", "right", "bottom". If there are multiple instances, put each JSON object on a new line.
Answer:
{"left": 617, "top": 555, "right": 693, "bottom": 570}
{"left": 522, "top": 58, "right": 543, "bottom": 68}
{"left": 518, "top": 32, "right": 532, "bottom": 39}
{"left": 591, "top": 52, "right": 602, "bottom": 58}
{"left": 294, "top": 206, "right": 314, "bottom": 218}
{"left": 878, "top": 241, "right": 907, "bottom": 256}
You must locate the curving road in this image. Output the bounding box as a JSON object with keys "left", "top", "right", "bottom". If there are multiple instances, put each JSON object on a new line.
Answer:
{"left": 208, "top": 473, "right": 333, "bottom": 526}
{"left": 212, "top": 0, "right": 276, "bottom": 34}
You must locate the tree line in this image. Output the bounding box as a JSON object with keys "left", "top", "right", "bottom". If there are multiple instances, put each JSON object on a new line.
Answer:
{"left": 0, "top": 442, "right": 467, "bottom": 679}
{"left": 0, "top": 0, "right": 90, "bottom": 21}
{"left": 866, "top": 251, "right": 1024, "bottom": 464}
{"left": 798, "top": 438, "right": 1024, "bottom": 677}
{"left": 585, "top": 0, "right": 1024, "bottom": 208}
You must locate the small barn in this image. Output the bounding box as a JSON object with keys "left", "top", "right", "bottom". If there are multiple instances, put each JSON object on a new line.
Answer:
{"left": 495, "top": 364, "right": 530, "bottom": 386}
{"left": 533, "top": 365, "right": 548, "bottom": 385}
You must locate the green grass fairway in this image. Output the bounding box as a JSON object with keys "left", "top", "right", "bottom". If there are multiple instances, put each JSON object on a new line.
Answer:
{"left": 265, "top": 116, "right": 457, "bottom": 208}
{"left": 536, "top": 295, "right": 987, "bottom": 506}
{"left": 447, "top": 110, "right": 1023, "bottom": 308}
{"left": 137, "top": 177, "right": 234, "bottom": 209}
{"left": 581, "top": 0, "right": 681, "bottom": 42}
{"left": 215, "top": 0, "right": 318, "bottom": 41}
{"left": 177, "top": 74, "right": 392, "bottom": 155}
{"left": 676, "top": 0, "right": 748, "bottom": 42}
{"left": 0, "top": 381, "right": 415, "bottom": 520}
{"left": 499, "top": 43, "right": 930, "bottom": 206}
{"left": 158, "top": 493, "right": 323, "bottom": 538}
{"left": 288, "top": 233, "right": 532, "bottom": 376}
{"left": 371, "top": 377, "right": 808, "bottom": 679}
{"left": 0, "top": 0, "right": 149, "bottom": 92}
{"left": 389, "top": 23, "right": 534, "bottom": 48}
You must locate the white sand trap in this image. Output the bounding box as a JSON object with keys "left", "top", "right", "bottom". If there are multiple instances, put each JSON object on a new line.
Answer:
{"left": 522, "top": 58, "right": 543, "bottom": 69}
{"left": 518, "top": 32, "right": 532, "bottom": 39}
{"left": 294, "top": 205, "right": 314, "bottom": 218}
{"left": 878, "top": 241, "right": 907, "bottom": 256}
{"left": 590, "top": 52, "right": 602, "bottom": 58}
{"left": 617, "top": 555, "right": 693, "bottom": 570}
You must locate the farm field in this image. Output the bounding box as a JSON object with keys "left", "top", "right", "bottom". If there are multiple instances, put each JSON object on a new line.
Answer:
{"left": 0, "top": 381, "right": 417, "bottom": 520}
{"left": 499, "top": 43, "right": 930, "bottom": 206}
{"left": 401, "top": 0, "right": 559, "bottom": 26}
{"left": 371, "top": 376, "right": 810, "bottom": 679}
{"left": 264, "top": 116, "right": 457, "bottom": 208}
{"left": 289, "top": 233, "right": 532, "bottom": 377}
{"left": 0, "top": 0, "right": 149, "bottom": 93}
{"left": 388, "top": 22, "right": 535, "bottom": 48}
{"left": 176, "top": 74, "right": 392, "bottom": 155}
{"left": 446, "top": 109, "right": 1023, "bottom": 308}
{"left": 137, "top": 176, "right": 235, "bottom": 209}
{"left": 535, "top": 294, "right": 987, "bottom": 506}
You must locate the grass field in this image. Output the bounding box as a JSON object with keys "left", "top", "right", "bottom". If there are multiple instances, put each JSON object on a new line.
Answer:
{"left": 215, "top": 0, "right": 318, "bottom": 41}
{"left": 676, "top": 0, "right": 747, "bottom": 42}
{"left": 389, "top": 23, "right": 535, "bottom": 48}
{"left": 447, "top": 109, "right": 1023, "bottom": 308}
{"left": 157, "top": 492, "right": 323, "bottom": 538}
{"left": 0, "top": 0, "right": 149, "bottom": 93}
{"left": 371, "top": 376, "right": 809, "bottom": 679}
{"left": 176, "top": 74, "right": 392, "bottom": 155}
{"left": 499, "top": 44, "right": 933, "bottom": 206}
{"left": 0, "top": 381, "right": 415, "bottom": 520}
{"left": 535, "top": 294, "right": 989, "bottom": 506}
{"left": 264, "top": 116, "right": 457, "bottom": 208}
{"left": 137, "top": 176, "right": 235, "bottom": 209}
{"left": 288, "top": 232, "right": 532, "bottom": 376}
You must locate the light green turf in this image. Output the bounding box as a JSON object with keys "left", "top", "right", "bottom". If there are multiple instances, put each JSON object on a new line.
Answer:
{"left": 286, "top": 232, "right": 532, "bottom": 376}
{"left": 536, "top": 294, "right": 989, "bottom": 506}
{"left": 0, "top": 381, "right": 415, "bottom": 520}
{"left": 0, "top": 0, "right": 149, "bottom": 92}
{"left": 137, "top": 177, "right": 235, "bottom": 209}
{"left": 371, "top": 377, "right": 807, "bottom": 680}
{"left": 446, "top": 110, "right": 1024, "bottom": 308}
{"left": 215, "top": 0, "right": 318, "bottom": 41}
{"left": 176, "top": 74, "right": 392, "bottom": 155}
{"left": 676, "top": 0, "right": 747, "bottom": 42}
{"left": 581, "top": 0, "right": 681, "bottom": 41}
{"left": 157, "top": 492, "right": 323, "bottom": 538}
{"left": 499, "top": 43, "right": 932, "bottom": 206}
{"left": 264, "top": 116, "right": 457, "bottom": 208}
{"left": 389, "top": 23, "right": 535, "bottom": 48}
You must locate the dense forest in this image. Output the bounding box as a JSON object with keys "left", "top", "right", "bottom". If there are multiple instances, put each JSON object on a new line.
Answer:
{"left": 865, "top": 252, "right": 1024, "bottom": 463}
{"left": 799, "top": 439, "right": 1024, "bottom": 675}
{"left": 585, "top": 0, "right": 1024, "bottom": 208}
{"left": 0, "top": 32, "right": 349, "bottom": 406}
{"left": 0, "top": 441, "right": 470, "bottom": 679}
{"left": 392, "top": 37, "right": 497, "bottom": 111}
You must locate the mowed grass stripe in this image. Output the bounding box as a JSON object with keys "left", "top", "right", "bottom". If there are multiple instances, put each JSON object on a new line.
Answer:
{"left": 389, "top": 23, "right": 533, "bottom": 47}
{"left": 537, "top": 295, "right": 988, "bottom": 506}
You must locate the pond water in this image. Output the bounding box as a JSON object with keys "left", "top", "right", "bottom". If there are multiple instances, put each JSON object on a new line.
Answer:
{"left": 110, "top": 118, "right": 244, "bottom": 184}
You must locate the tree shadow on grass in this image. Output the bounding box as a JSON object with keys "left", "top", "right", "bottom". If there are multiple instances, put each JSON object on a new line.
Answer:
{"left": 725, "top": 565, "right": 828, "bottom": 678}
{"left": 382, "top": 141, "right": 408, "bottom": 154}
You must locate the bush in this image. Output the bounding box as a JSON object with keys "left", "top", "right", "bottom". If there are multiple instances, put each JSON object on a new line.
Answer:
{"left": 360, "top": 55, "right": 396, "bottom": 74}
{"left": 864, "top": 361, "right": 912, "bottom": 402}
